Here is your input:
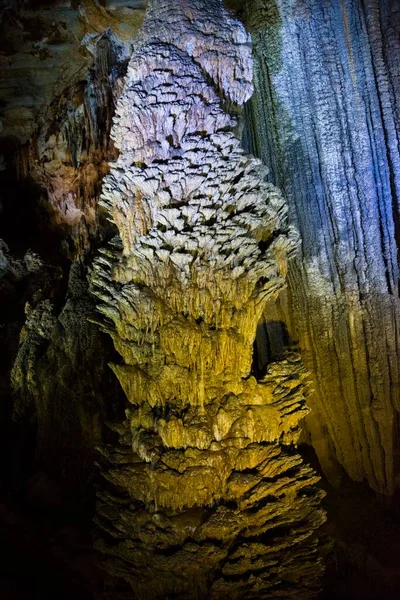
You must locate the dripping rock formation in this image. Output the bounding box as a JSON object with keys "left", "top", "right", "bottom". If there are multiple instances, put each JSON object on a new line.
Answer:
{"left": 1, "top": 0, "right": 400, "bottom": 599}
{"left": 89, "top": 1, "right": 325, "bottom": 597}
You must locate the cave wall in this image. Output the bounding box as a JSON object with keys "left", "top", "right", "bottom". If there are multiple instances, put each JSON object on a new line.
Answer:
{"left": 0, "top": 0, "right": 400, "bottom": 598}
{"left": 0, "top": 0, "right": 146, "bottom": 503}
{"left": 0, "top": 0, "right": 400, "bottom": 595}
{"left": 243, "top": 0, "right": 400, "bottom": 496}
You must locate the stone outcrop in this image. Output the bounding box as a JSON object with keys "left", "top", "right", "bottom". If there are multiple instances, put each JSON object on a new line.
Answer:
{"left": 0, "top": 0, "right": 146, "bottom": 145}
{"left": 90, "top": 1, "right": 325, "bottom": 597}
{"left": 10, "top": 260, "right": 125, "bottom": 499}
{"left": 0, "top": 1, "right": 148, "bottom": 260}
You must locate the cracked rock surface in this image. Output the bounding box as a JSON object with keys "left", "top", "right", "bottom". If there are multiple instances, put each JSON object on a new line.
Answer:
{"left": 242, "top": 0, "right": 400, "bottom": 497}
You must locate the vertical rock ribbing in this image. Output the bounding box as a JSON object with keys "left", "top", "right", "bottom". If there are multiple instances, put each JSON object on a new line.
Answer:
{"left": 90, "top": 1, "right": 325, "bottom": 597}
{"left": 244, "top": 0, "right": 400, "bottom": 496}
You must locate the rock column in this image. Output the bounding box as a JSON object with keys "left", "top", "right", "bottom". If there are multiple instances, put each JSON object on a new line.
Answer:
{"left": 90, "top": 1, "right": 325, "bottom": 597}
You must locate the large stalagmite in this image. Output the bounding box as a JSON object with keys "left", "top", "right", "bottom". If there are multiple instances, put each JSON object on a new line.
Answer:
{"left": 90, "top": 1, "right": 325, "bottom": 597}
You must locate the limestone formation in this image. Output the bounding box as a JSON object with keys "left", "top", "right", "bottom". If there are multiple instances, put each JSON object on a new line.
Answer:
{"left": 243, "top": 0, "right": 400, "bottom": 496}
{"left": 90, "top": 1, "right": 325, "bottom": 597}
{"left": 0, "top": 0, "right": 146, "bottom": 145}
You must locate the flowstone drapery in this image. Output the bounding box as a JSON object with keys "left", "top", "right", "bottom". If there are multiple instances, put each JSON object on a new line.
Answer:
{"left": 243, "top": 0, "right": 400, "bottom": 496}
{"left": 90, "top": 1, "right": 325, "bottom": 597}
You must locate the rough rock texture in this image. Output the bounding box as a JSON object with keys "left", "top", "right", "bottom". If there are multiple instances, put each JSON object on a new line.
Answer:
{"left": 10, "top": 261, "right": 126, "bottom": 500}
{"left": 90, "top": 1, "right": 325, "bottom": 597}
{"left": 0, "top": 1, "right": 149, "bottom": 262}
{"left": 0, "top": 0, "right": 146, "bottom": 145}
{"left": 1, "top": 5, "right": 144, "bottom": 502}
{"left": 243, "top": 0, "right": 400, "bottom": 496}
{"left": 1, "top": 0, "right": 400, "bottom": 597}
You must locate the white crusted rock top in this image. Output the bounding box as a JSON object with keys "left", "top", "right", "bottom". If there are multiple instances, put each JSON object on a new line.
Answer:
{"left": 136, "top": 0, "right": 253, "bottom": 105}
{"left": 90, "top": 1, "right": 325, "bottom": 598}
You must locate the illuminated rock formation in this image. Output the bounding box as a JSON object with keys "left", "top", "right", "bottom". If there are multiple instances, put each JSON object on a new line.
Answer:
{"left": 90, "top": 0, "right": 325, "bottom": 597}
{"left": 243, "top": 0, "right": 400, "bottom": 496}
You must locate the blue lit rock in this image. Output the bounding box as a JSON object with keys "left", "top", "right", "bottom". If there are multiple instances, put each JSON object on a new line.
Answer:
{"left": 243, "top": 0, "right": 400, "bottom": 495}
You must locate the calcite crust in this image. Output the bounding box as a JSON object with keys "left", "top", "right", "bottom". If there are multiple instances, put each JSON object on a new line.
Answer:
{"left": 91, "top": 1, "right": 325, "bottom": 597}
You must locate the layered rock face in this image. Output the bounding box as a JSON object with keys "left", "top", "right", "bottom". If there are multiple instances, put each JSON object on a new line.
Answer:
{"left": 90, "top": 1, "right": 325, "bottom": 597}
{"left": 243, "top": 0, "right": 400, "bottom": 496}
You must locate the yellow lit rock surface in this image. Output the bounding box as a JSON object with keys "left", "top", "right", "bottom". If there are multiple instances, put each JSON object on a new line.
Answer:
{"left": 90, "top": 1, "right": 325, "bottom": 597}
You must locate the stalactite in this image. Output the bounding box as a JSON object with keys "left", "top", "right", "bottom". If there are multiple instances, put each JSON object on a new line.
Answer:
{"left": 90, "top": 1, "right": 325, "bottom": 597}
{"left": 28, "top": 29, "right": 129, "bottom": 256}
